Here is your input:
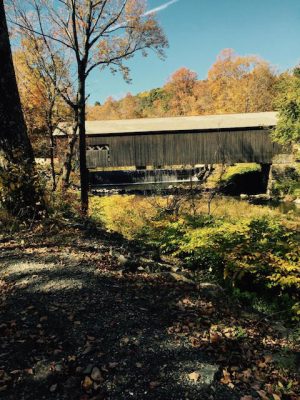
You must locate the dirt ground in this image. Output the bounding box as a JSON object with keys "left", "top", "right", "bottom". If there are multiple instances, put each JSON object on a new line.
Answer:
{"left": 0, "top": 225, "right": 299, "bottom": 400}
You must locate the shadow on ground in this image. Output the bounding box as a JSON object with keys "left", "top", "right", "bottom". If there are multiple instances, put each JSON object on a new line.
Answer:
{"left": 0, "top": 232, "right": 299, "bottom": 400}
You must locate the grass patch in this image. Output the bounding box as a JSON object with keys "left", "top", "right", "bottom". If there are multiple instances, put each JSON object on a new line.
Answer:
{"left": 222, "top": 163, "right": 261, "bottom": 182}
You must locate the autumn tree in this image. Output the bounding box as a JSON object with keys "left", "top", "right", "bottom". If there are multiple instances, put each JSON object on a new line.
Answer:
{"left": 0, "top": 0, "right": 44, "bottom": 217}
{"left": 13, "top": 41, "right": 74, "bottom": 190}
{"left": 164, "top": 67, "right": 198, "bottom": 116}
{"left": 207, "top": 49, "right": 277, "bottom": 114}
{"left": 87, "top": 49, "right": 279, "bottom": 121}
{"left": 192, "top": 80, "right": 214, "bottom": 115}
{"left": 272, "top": 68, "right": 300, "bottom": 146}
{"left": 13, "top": 50, "right": 46, "bottom": 142}
{"left": 87, "top": 96, "right": 121, "bottom": 120}
{"left": 138, "top": 88, "right": 169, "bottom": 117}
{"left": 10, "top": 0, "right": 168, "bottom": 213}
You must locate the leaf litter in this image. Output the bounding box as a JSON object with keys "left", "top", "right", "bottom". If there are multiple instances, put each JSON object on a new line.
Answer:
{"left": 0, "top": 226, "right": 299, "bottom": 399}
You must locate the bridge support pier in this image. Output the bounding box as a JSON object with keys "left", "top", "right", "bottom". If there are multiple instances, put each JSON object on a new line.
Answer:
{"left": 260, "top": 164, "right": 272, "bottom": 194}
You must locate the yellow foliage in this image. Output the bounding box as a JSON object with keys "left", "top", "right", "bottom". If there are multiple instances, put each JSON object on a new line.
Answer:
{"left": 90, "top": 195, "right": 157, "bottom": 239}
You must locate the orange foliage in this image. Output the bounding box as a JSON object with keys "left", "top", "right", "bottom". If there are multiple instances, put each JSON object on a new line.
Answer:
{"left": 87, "top": 49, "right": 279, "bottom": 121}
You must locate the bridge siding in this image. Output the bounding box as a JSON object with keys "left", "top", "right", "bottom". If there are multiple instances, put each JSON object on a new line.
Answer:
{"left": 86, "top": 128, "right": 281, "bottom": 169}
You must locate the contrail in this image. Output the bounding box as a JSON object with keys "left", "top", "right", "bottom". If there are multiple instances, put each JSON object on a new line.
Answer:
{"left": 144, "top": 0, "right": 179, "bottom": 16}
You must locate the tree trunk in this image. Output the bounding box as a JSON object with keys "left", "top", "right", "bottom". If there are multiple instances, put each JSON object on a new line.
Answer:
{"left": 61, "top": 118, "right": 78, "bottom": 190}
{"left": 0, "top": 0, "right": 33, "bottom": 164}
{"left": 0, "top": 0, "right": 43, "bottom": 217}
{"left": 49, "top": 128, "right": 56, "bottom": 191}
{"left": 45, "top": 100, "right": 57, "bottom": 191}
{"left": 77, "top": 73, "right": 89, "bottom": 214}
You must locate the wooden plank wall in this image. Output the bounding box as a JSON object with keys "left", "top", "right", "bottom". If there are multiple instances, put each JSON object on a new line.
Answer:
{"left": 86, "top": 128, "right": 282, "bottom": 168}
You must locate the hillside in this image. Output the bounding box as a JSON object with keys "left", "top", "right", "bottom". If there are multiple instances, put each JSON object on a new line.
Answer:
{"left": 87, "top": 49, "right": 278, "bottom": 121}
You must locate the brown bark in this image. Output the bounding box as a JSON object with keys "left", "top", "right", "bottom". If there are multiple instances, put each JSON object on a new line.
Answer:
{"left": 61, "top": 117, "right": 78, "bottom": 190}
{"left": 0, "top": 0, "right": 33, "bottom": 164}
{"left": 0, "top": 0, "right": 43, "bottom": 218}
{"left": 78, "top": 72, "right": 89, "bottom": 214}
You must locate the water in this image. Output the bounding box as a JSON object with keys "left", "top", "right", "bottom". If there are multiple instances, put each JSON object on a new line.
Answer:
{"left": 90, "top": 167, "right": 206, "bottom": 187}
{"left": 270, "top": 201, "right": 300, "bottom": 215}
{"left": 89, "top": 168, "right": 300, "bottom": 215}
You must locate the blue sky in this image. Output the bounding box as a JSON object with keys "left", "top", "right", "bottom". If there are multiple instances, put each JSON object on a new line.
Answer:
{"left": 87, "top": 0, "right": 300, "bottom": 105}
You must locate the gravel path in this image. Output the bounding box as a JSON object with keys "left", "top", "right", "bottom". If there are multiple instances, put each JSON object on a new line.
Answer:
{"left": 0, "top": 228, "right": 299, "bottom": 400}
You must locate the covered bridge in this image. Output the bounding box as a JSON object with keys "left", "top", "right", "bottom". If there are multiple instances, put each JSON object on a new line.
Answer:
{"left": 57, "top": 112, "right": 281, "bottom": 169}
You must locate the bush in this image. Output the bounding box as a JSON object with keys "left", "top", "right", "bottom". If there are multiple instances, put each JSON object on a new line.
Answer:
{"left": 90, "top": 195, "right": 157, "bottom": 239}
{"left": 90, "top": 195, "right": 300, "bottom": 319}
{"left": 152, "top": 214, "right": 299, "bottom": 319}
{"left": 271, "top": 166, "right": 300, "bottom": 197}
{"left": 0, "top": 163, "right": 46, "bottom": 219}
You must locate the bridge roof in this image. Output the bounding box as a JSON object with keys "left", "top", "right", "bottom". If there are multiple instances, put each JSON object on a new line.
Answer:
{"left": 55, "top": 111, "right": 277, "bottom": 136}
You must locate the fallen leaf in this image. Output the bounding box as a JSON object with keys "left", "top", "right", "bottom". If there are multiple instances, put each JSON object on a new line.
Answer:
{"left": 24, "top": 368, "right": 33, "bottom": 375}
{"left": 210, "top": 331, "right": 222, "bottom": 344}
{"left": 82, "top": 376, "right": 93, "bottom": 391}
{"left": 120, "top": 337, "right": 130, "bottom": 345}
{"left": 273, "top": 395, "right": 281, "bottom": 400}
{"left": 256, "top": 390, "right": 269, "bottom": 400}
{"left": 188, "top": 371, "right": 200, "bottom": 383}
{"left": 221, "top": 369, "right": 231, "bottom": 385}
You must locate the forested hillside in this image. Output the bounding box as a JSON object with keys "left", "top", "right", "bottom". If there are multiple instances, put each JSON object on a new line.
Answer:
{"left": 87, "top": 49, "right": 279, "bottom": 120}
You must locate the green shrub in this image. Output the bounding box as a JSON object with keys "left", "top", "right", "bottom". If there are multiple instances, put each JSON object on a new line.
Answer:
{"left": 271, "top": 166, "right": 300, "bottom": 197}
{"left": 90, "top": 195, "right": 300, "bottom": 319}
{"left": 222, "top": 163, "right": 261, "bottom": 182}
{"left": 163, "top": 215, "right": 299, "bottom": 319}
{"left": 0, "top": 163, "right": 46, "bottom": 219}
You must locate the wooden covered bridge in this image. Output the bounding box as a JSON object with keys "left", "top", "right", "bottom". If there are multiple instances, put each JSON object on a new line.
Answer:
{"left": 81, "top": 111, "right": 280, "bottom": 170}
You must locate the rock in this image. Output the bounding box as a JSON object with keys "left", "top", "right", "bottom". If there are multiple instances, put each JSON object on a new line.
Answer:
{"left": 240, "top": 194, "right": 249, "bottom": 199}
{"left": 248, "top": 194, "right": 271, "bottom": 204}
{"left": 91, "top": 367, "right": 103, "bottom": 382}
{"left": 169, "top": 272, "right": 194, "bottom": 284}
{"left": 199, "top": 364, "right": 220, "bottom": 385}
{"left": 198, "top": 282, "right": 224, "bottom": 298}
{"left": 117, "top": 254, "right": 128, "bottom": 265}
{"left": 188, "top": 364, "right": 219, "bottom": 385}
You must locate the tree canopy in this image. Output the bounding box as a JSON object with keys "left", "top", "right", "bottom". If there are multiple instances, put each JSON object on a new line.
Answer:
{"left": 272, "top": 68, "right": 300, "bottom": 146}
{"left": 87, "top": 49, "right": 279, "bottom": 120}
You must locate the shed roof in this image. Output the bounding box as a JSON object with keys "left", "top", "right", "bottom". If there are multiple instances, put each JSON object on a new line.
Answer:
{"left": 54, "top": 111, "right": 277, "bottom": 136}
